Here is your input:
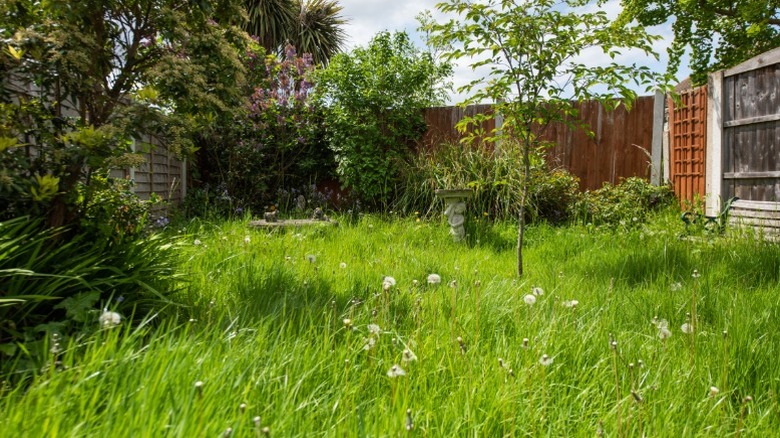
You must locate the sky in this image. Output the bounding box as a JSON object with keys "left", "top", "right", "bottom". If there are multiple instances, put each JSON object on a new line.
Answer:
{"left": 336, "top": 0, "right": 690, "bottom": 104}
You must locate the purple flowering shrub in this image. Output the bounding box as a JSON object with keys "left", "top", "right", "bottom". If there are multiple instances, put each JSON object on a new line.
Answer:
{"left": 205, "top": 44, "right": 334, "bottom": 213}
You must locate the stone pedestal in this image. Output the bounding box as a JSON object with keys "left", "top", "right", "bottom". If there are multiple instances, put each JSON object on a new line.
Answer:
{"left": 434, "top": 189, "right": 472, "bottom": 242}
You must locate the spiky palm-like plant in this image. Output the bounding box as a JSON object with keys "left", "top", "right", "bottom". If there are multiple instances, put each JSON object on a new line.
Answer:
{"left": 290, "top": 0, "right": 347, "bottom": 65}
{"left": 244, "top": 0, "right": 296, "bottom": 53}
{"left": 244, "top": 0, "right": 346, "bottom": 64}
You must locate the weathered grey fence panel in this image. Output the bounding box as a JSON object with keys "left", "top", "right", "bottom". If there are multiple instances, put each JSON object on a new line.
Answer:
{"left": 708, "top": 46, "right": 780, "bottom": 237}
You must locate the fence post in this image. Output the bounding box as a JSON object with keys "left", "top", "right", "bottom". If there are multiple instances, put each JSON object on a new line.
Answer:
{"left": 706, "top": 71, "right": 723, "bottom": 217}
{"left": 651, "top": 90, "right": 664, "bottom": 185}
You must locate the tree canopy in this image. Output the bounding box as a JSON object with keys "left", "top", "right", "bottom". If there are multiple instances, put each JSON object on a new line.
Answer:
{"left": 0, "top": 0, "right": 252, "bottom": 227}
{"left": 619, "top": 0, "right": 780, "bottom": 84}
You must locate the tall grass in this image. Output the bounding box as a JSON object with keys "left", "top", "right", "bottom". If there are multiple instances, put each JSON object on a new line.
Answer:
{"left": 2, "top": 212, "right": 779, "bottom": 436}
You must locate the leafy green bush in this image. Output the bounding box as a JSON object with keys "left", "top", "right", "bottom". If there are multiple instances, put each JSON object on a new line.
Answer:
{"left": 0, "top": 217, "right": 184, "bottom": 377}
{"left": 77, "top": 175, "right": 161, "bottom": 242}
{"left": 572, "top": 177, "right": 675, "bottom": 227}
{"left": 396, "top": 141, "right": 580, "bottom": 223}
{"left": 315, "top": 31, "right": 452, "bottom": 207}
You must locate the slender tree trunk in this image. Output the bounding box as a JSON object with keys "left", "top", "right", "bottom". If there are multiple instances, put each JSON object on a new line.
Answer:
{"left": 517, "top": 135, "right": 532, "bottom": 277}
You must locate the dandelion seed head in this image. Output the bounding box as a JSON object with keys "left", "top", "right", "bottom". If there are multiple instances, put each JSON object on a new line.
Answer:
{"left": 244, "top": 236, "right": 251, "bottom": 244}
{"left": 427, "top": 273, "right": 441, "bottom": 284}
{"left": 532, "top": 287, "right": 544, "bottom": 296}
{"left": 98, "top": 311, "right": 122, "bottom": 328}
{"left": 367, "top": 324, "right": 381, "bottom": 335}
{"left": 562, "top": 299, "right": 579, "bottom": 308}
{"left": 670, "top": 282, "right": 682, "bottom": 291}
{"left": 709, "top": 386, "right": 720, "bottom": 398}
{"left": 306, "top": 254, "right": 316, "bottom": 263}
{"left": 193, "top": 239, "right": 202, "bottom": 246}
{"left": 253, "top": 416, "right": 262, "bottom": 427}
{"left": 523, "top": 294, "right": 536, "bottom": 306}
{"left": 387, "top": 364, "right": 406, "bottom": 378}
{"left": 658, "top": 327, "right": 672, "bottom": 340}
{"left": 449, "top": 279, "right": 457, "bottom": 288}
{"left": 342, "top": 318, "right": 352, "bottom": 328}
{"left": 522, "top": 338, "right": 529, "bottom": 348}
{"left": 363, "top": 337, "right": 376, "bottom": 350}
{"left": 402, "top": 349, "right": 417, "bottom": 362}
{"left": 681, "top": 323, "right": 693, "bottom": 334}
{"left": 539, "top": 354, "right": 553, "bottom": 366}
{"left": 340, "top": 262, "right": 347, "bottom": 269}
{"left": 692, "top": 269, "right": 701, "bottom": 278}
{"left": 382, "top": 276, "right": 396, "bottom": 290}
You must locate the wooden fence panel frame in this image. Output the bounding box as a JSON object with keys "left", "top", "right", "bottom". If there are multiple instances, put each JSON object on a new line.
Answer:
{"left": 669, "top": 86, "right": 708, "bottom": 206}
{"left": 707, "top": 46, "right": 780, "bottom": 235}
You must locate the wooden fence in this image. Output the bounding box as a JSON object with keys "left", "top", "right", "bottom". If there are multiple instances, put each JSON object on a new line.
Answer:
{"left": 109, "top": 137, "right": 186, "bottom": 207}
{"left": 668, "top": 87, "right": 708, "bottom": 206}
{"left": 421, "top": 104, "right": 496, "bottom": 150}
{"left": 421, "top": 97, "right": 658, "bottom": 191}
{"left": 707, "top": 46, "right": 780, "bottom": 236}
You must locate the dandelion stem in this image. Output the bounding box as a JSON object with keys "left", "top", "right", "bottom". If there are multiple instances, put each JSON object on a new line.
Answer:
{"left": 610, "top": 337, "right": 621, "bottom": 438}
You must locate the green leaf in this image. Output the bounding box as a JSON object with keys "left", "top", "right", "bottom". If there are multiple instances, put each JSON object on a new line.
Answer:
{"left": 54, "top": 291, "right": 101, "bottom": 322}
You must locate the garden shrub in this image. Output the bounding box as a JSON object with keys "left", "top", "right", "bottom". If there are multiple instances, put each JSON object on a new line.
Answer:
{"left": 192, "top": 44, "right": 334, "bottom": 214}
{"left": 0, "top": 217, "right": 184, "bottom": 377}
{"left": 315, "top": 31, "right": 452, "bottom": 208}
{"left": 396, "top": 140, "right": 580, "bottom": 224}
{"left": 572, "top": 177, "right": 675, "bottom": 227}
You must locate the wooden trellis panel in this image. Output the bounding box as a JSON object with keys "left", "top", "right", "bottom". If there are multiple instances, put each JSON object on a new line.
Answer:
{"left": 668, "top": 87, "right": 707, "bottom": 206}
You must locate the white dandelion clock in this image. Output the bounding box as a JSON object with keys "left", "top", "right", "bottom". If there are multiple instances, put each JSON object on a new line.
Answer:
{"left": 539, "top": 354, "right": 553, "bottom": 366}
{"left": 366, "top": 324, "right": 381, "bottom": 335}
{"left": 658, "top": 327, "right": 672, "bottom": 340}
{"left": 523, "top": 294, "right": 537, "bottom": 306}
{"left": 670, "top": 282, "right": 682, "bottom": 291}
{"left": 562, "top": 300, "right": 579, "bottom": 308}
{"left": 243, "top": 235, "right": 251, "bottom": 244}
{"left": 709, "top": 386, "right": 720, "bottom": 398}
{"left": 99, "top": 310, "right": 122, "bottom": 328}
{"left": 382, "top": 276, "right": 396, "bottom": 291}
{"left": 306, "top": 254, "right": 316, "bottom": 263}
{"left": 340, "top": 262, "right": 347, "bottom": 269}
{"left": 402, "top": 349, "right": 418, "bottom": 363}
{"left": 427, "top": 273, "right": 441, "bottom": 285}
{"left": 681, "top": 323, "right": 693, "bottom": 334}
{"left": 532, "top": 287, "right": 544, "bottom": 296}
{"left": 387, "top": 364, "right": 406, "bottom": 378}
{"left": 193, "top": 239, "right": 202, "bottom": 246}
{"left": 363, "top": 337, "right": 376, "bottom": 351}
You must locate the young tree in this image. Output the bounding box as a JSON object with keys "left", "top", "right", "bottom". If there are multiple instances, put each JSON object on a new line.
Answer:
{"left": 619, "top": 0, "right": 780, "bottom": 84}
{"left": 426, "top": 0, "right": 671, "bottom": 276}
{"left": 315, "top": 31, "right": 452, "bottom": 206}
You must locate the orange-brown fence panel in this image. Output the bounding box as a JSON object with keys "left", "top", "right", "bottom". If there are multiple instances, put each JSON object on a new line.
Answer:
{"left": 540, "top": 97, "right": 655, "bottom": 191}
{"left": 421, "top": 105, "right": 496, "bottom": 151}
{"left": 668, "top": 87, "right": 707, "bottom": 206}
{"left": 420, "top": 98, "right": 656, "bottom": 191}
